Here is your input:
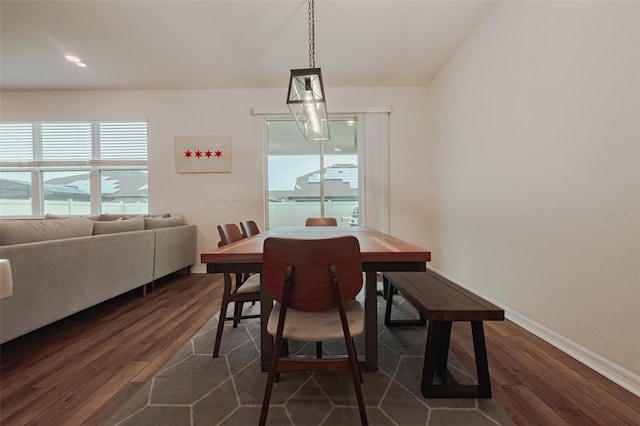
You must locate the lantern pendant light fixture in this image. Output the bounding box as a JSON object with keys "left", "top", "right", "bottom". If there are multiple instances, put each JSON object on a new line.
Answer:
{"left": 286, "top": 0, "right": 330, "bottom": 141}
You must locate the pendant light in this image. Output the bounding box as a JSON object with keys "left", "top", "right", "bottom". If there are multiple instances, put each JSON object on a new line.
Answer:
{"left": 286, "top": 0, "right": 330, "bottom": 141}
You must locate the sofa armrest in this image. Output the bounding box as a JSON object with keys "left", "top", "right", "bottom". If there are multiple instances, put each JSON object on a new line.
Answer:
{"left": 152, "top": 224, "right": 197, "bottom": 280}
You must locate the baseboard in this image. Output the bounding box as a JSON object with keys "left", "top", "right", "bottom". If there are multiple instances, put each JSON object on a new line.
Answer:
{"left": 505, "top": 307, "right": 640, "bottom": 397}
{"left": 191, "top": 264, "right": 207, "bottom": 274}
{"left": 428, "top": 266, "right": 640, "bottom": 397}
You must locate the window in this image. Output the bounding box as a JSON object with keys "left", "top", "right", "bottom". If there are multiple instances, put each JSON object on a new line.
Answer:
{"left": 266, "top": 117, "right": 358, "bottom": 228}
{"left": 0, "top": 121, "right": 148, "bottom": 217}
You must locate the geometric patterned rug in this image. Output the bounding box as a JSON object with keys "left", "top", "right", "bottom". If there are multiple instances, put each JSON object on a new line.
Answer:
{"left": 108, "top": 293, "right": 514, "bottom": 425}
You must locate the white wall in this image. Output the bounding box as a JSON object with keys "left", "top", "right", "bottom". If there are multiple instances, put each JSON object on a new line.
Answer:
{"left": 0, "top": 86, "right": 430, "bottom": 269}
{"left": 426, "top": 0, "right": 639, "bottom": 391}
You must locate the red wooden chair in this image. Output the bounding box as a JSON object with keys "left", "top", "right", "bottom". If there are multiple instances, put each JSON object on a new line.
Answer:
{"left": 240, "top": 220, "right": 260, "bottom": 237}
{"left": 259, "top": 236, "right": 368, "bottom": 426}
{"left": 212, "top": 224, "right": 261, "bottom": 357}
{"left": 304, "top": 217, "right": 338, "bottom": 226}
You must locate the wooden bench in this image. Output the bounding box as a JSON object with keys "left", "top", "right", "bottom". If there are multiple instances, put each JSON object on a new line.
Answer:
{"left": 383, "top": 270, "right": 504, "bottom": 399}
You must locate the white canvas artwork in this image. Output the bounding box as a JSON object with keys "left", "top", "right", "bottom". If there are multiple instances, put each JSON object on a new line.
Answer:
{"left": 175, "top": 135, "right": 232, "bottom": 173}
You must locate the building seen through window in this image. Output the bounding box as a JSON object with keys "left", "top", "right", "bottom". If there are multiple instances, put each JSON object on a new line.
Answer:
{"left": 267, "top": 118, "right": 359, "bottom": 228}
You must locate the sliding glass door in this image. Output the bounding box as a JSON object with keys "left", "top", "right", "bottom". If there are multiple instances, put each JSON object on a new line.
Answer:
{"left": 266, "top": 117, "right": 358, "bottom": 228}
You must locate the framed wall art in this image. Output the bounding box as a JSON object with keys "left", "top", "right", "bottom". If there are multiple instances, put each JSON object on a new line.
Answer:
{"left": 175, "top": 135, "right": 232, "bottom": 173}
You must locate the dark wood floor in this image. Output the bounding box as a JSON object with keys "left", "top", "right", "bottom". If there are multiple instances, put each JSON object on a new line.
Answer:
{"left": 1, "top": 272, "right": 638, "bottom": 425}
{"left": 0, "top": 272, "right": 225, "bottom": 426}
{"left": 449, "top": 321, "right": 640, "bottom": 426}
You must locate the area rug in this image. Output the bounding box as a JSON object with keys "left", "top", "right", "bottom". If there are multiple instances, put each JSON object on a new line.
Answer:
{"left": 108, "top": 294, "right": 514, "bottom": 426}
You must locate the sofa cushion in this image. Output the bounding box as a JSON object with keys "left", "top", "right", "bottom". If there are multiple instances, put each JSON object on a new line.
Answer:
{"left": 144, "top": 215, "right": 184, "bottom": 229}
{"left": 92, "top": 216, "right": 145, "bottom": 235}
{"left": 0, "top": 218, "right": 94, "bottom": 246}
{"left": 99, "top": 213, "right": 130, "bottom": 221}
{"left": 45, "top": 213, "right": 101, "bottom": 220}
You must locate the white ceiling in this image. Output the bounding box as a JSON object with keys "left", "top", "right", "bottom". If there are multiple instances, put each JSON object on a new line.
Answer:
{"left": 0, "top": 0, "right": 496, "bottom": 91}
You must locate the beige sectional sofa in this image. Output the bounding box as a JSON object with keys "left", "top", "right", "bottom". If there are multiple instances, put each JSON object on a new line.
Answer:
{"left": 0, "top": 214, "right": 197, "bottom": 344}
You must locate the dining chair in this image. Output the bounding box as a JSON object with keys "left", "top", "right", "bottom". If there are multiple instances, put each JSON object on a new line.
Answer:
{"left": 238, "top": 220, "right": 260, "bottom": 300}
{"left": 240, "top": 220, "right": 260, "bottom": 238}
{"left": 304, "top": 217, "right": 338, "bottom": 226}
{"left": 212, "top": 223, "right": 261, "bottom": 358}
{"left": 305, "top": 216, "right": 340, "bottom": 356}
{"left": 259, "top": 236, "right": 368, "bottom": 426}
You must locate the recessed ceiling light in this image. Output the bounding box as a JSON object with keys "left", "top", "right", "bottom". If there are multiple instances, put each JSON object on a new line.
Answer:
{"left": 65, "top": 54, "right": 87, "bottom": 68}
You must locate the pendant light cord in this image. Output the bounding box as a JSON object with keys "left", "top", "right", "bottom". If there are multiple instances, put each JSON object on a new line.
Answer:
{"left": 308, "top": 0, "right": 315, "bottom": 68}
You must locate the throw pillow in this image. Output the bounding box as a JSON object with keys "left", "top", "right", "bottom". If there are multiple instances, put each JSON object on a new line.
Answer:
{"left": 0, "top": 218, "right": 94, "bottom": 245}
{"left": 144, "top": 215, "right": 184, "bottom": 229}
{"left": 92, "top": 215, "right": 145, "bottom": 235}
{"left": 99, "top": 214, "right": 127, "bottom": 221}
{"left": 44, "top": 213, "right": 101, "bottom": 220}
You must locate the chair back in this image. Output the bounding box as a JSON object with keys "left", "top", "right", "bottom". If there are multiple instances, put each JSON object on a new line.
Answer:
{"left": 305, "top": 217, "right": 338, "bottom": 226}
{"left": 240, "top": 220, "right": 260, "bottom": 238}
{"left": 263, "top": 236, "right": 362, "bottom": 312}
{"left": 217, "top": 223, "right": 244, "bottom": 246}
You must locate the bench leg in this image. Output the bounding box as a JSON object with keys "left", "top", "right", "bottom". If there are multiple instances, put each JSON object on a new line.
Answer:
{"left": 383, "top": 278, "right": 427, "bottom": 328}
{"left": 421, "top": 321, "right": 492, "bottom": 398}
{"left": 434, "top": 321, "right": 452, "bottom": 379}
{"left": 472, "top": 321, "right": 492, "bottom": 398}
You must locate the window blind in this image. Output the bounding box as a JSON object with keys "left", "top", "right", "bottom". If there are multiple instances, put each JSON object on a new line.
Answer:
{"left": 0, "top": 121, "right": 148, "bottom": 164}
{"left": 41, "top": 122, "right": 92, "bottom": 161}
{"left": 0, "top": 123, "right": 34, "bottom": 162}
{"left": 99, "top": 121, "right": 148, "bottom": 160}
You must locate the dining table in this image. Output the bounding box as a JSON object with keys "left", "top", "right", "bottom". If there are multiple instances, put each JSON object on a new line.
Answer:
{"left": 200, "top": 226, "right": 431, "bottom": 372}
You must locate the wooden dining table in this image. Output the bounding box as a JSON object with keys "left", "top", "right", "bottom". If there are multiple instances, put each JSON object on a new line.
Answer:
{"left": 200, "top": 226, "right": 431, "bottom": 372}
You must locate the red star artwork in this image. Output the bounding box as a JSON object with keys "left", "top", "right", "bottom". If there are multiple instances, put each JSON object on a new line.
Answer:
{"left": 175, "top": 135, "right": 231, "bottom": 173}
{"left": 184, "top": 149, "right": 224, "bottom": 159}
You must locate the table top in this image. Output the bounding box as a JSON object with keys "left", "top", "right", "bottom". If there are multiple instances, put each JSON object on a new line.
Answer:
{"left": 200, "top": 226, "right": 431, "bottom": 265}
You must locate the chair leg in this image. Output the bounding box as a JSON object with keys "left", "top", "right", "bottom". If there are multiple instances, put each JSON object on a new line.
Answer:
{"left": 212, "top": 299, "right": 229, "bottom": 358}
{"left": 260, "top": 332, "right": 285, "bottom": 426}
{"left": 233, "top": 302, "right": 244, "bottom": 328}
{"left": 345, "top": 335, "right": 368, "bottom": 425}
{"left": 213, "top": 275, "right": 233, "bottom": 358}
{"left": 382, "top": 276, "right": 388, "bottom": 299}
{"left": 259, "top": 358, "right": 278, "bottom": 426}
{"left": 275, "top": 339, "right": 289, "bottom": 383}
{"left": 316, "top": 341, "right": 323, "bottom": 359}
{"left": 352, "top": 338, "right": 363, "bottom": 383}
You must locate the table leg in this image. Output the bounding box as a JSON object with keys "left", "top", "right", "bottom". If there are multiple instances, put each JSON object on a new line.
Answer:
{"left": 362, "top": 271, "right": 378, "bottom": 371}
